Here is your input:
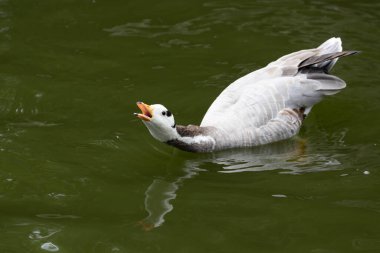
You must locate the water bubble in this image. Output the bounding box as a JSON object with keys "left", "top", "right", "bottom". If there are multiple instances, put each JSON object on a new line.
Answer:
{"left": 34, "top": 92, "right": 44, "bottom": 103}
{"left": 41, "top": 242, "right": 59, "bottom": 252}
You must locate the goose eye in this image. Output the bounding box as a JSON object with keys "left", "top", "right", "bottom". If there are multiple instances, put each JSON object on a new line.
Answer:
{"left": 166, "top": 111, "right": 172, "bottom": 117}
{"left": 162, "top": 111, "right": 166, "bottom": 116}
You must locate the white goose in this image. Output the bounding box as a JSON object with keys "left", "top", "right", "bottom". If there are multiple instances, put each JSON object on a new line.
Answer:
{"left": 135, "top": 37, "right": 357, "bottom": 152}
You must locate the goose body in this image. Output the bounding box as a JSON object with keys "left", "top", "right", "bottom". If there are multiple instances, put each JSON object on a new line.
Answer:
{"left": 135, "top": 38, "right": 357, "bottom": 152}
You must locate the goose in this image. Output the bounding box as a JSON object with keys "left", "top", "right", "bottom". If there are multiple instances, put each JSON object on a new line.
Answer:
{"left": 134, "top": 37, "right": 357, "bottom": 152}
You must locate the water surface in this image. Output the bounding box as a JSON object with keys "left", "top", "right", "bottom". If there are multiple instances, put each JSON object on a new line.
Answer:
{"left": 1, "top": 0, "right": 380, "bottom": 252}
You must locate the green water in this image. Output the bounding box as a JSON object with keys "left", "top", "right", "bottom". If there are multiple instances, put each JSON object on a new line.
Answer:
{"left": 1, "top": 0, "right": 380, "bottom": 252}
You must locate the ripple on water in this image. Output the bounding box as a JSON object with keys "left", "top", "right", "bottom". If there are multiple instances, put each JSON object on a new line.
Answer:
{"left": 0, "top": 86, "right": 16, "bottom": 114}
{"left": 47, "top": 192, "right": 66, "bottom": 199}
{"left": 104, "top": 18, "right": 210, "bottom": 38}
{"left": 29, "top": 227, "right": 61, "bottom": 240}
{"left": 216, "top": 149, "right": 342, "bottom": 175}
{"left": 89, "top": 139, "right": 119, "bottom": 150}
{"left": 36, "top": 213, "right": 80, "bottom": 219}
{"left": 352, "top": 238, "right": 380, "bottom": 251}
{"left": 272, "top": 194, "right": 287, "bottom": 198}
{"left": 105, "top": 7, "right": 259, "bottom": 39}
{"left": 335, "top": 200, "right": 380, "bottom": 213}
{"left": 8, "top": 121, "right": 61, "bottom": 128}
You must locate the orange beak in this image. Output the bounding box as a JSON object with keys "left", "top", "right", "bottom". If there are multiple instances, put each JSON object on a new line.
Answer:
{"left": 135, "top": 102, "right": 153, "bottom": 121}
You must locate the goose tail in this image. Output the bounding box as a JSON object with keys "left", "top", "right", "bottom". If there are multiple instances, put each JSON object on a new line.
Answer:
{"left": 318, "top": 37, "right": 342, "bottom": 55}
{"left": 310, "top": 37, "right": 358, "bottom": 72}
{"left": 298, "top": 37, "right": 359, "bottom": 73}
{"left": 311, "top": 37, "right": 342, "bottom": 72}
{"left": 298, "top": 38, "right": 359, "bottom": 96}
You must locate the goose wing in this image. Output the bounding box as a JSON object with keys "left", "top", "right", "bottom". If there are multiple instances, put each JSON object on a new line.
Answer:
{"left": 200, "top": 38, "right": 357, "bottom": 146}
{"left": 201, "top": 37, "right": 344, "bottom": 128}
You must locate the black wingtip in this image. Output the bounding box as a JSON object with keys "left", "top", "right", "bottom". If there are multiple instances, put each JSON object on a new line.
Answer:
{"left": 298, "top": 50, "right": 360, "bottom": 69}
{"left": 345, "top": 50, "right": 360, "bottom": 55}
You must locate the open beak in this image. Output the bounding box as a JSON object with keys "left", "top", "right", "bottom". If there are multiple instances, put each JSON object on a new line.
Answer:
{"left": 134, "top": 102, "right": 153, "bottom": 122}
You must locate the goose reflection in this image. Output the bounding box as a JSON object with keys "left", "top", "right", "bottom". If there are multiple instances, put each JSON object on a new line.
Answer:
{"left": 138, "top": 163, "right": 203, "bottom": 231}
{"left": 139, "top": 136, "right": 344, "bottom": 230}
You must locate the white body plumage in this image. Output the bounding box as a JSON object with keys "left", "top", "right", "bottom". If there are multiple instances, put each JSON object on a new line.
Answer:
{"left": 136, "top": 38, "right": 357, "bottom": 152}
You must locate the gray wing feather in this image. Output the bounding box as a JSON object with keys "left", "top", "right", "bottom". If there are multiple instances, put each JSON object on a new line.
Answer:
{"left": 298, "top": 51, "right": 359, "bottom": 72}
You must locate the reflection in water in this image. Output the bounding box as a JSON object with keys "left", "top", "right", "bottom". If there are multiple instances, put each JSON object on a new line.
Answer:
{"left": 142, "top": 179, "right": 177, "bottom": 229}
{"left": 140, "top": 134, "right": 346, "bottom": 230}
{"left": 139, "top": 164, "right": 203, "bottom": 231}
{"left": 215, "top": 140, "right": 341, "bottom": 174}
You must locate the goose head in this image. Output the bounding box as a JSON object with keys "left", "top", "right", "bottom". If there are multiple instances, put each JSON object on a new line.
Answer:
{"left": 134, "top": 102, "right": 178, "bottom": 142}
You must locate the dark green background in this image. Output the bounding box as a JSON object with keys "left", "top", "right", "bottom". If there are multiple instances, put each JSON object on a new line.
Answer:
{"left": 1, "top": 0, "right": 379, "bottom": 252}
